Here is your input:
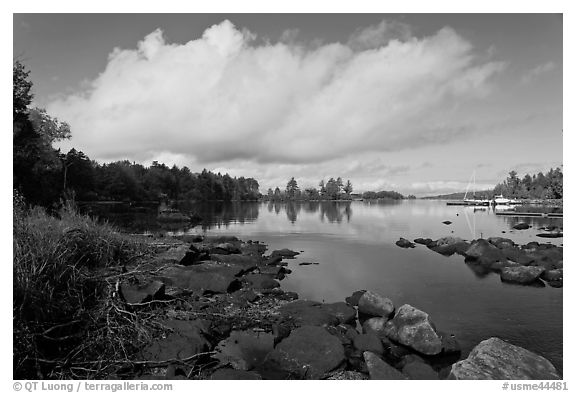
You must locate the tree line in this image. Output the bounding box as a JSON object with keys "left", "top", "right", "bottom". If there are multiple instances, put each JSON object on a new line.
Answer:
{"left": 493, "top": 168, "right": 563, "bottom": 199}
{"left": 264, "top": 177, "right": 407, "bottom": 201}
{"left": 13, "top": 61, "right": 260, "bottom": 207}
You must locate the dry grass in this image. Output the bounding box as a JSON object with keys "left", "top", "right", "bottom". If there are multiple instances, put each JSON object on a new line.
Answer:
{"left": 13, "top": 196, "right": 155, "bottom": 379}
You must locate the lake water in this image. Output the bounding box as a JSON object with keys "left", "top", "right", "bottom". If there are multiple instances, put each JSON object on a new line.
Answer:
{"left": 97, "top": 200, "right": 563, "bottom": 373}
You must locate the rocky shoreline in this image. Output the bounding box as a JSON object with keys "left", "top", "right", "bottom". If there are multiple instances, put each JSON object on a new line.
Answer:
{"left": 396, "top": 232, "right": 563, "bottom": 287}
{"left": 111, "top": 234, "right": 561, "bottom": 380}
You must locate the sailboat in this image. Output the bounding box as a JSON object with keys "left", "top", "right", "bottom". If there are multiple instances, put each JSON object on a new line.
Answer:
{"left": 463, "top": 171, "right": 491, "bottom": 206}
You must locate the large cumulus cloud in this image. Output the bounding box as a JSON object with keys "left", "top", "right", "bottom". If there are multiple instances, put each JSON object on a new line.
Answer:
{"left": 49, "top": 19, "right": 505, "bottom": 166}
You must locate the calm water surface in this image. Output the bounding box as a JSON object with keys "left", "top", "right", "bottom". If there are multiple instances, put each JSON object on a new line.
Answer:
{"left": 101, "top": 200, "right": 563, "bottom": 372}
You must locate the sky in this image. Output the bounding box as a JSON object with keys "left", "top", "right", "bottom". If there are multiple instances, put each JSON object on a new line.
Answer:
{"left": 13, "top": 14, "right": 563, "bottom": 196}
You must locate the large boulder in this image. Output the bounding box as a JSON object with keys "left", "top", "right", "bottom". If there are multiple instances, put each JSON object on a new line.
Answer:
{"left": 432, "top": 237, "right": 470, "bottom": 256}
{"left": 243, "top": 274, "right": 280, "bottom": 290}
{"left": 383, "top": 304, "right": 443, "bottom": 355}
{"left": 211, "top": 254, "right": 260, "bottom": 274}
{"left": 318, "top": 302, "right": 357, "bottom": 325}
{"left": 487, "top": 237, "right": 516, "bottom": 249}
{"left": 448, "top": 337, "right": 560, "bottom": 380}
{"left": 465, "top": 239, "right": 507, "bottom": 265}
{"left": 500, "top": 266, "right": 545, "bottom": 285}
{"left": 357, "top": 291, "right": 394, "bottom": 318}
{"left": 362, "top": 317, "right": 388, "bottom": 338}
{"left": 261, "top": 326, "right": 345, "bottom": 379}
{"left": 160, "top": 263, "right": 242, "bottom": 294}
{"left": 363, "top": 351, "right": 407, "bottom": 380}
{"left": 270, "top": 249, "right": 300, "bottom": 259}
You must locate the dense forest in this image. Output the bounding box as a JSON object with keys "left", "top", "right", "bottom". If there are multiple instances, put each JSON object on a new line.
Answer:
{"left": 13, "top": 61, "right": 260, "bottom": 207}
{"left": 493, "top": 169, "right": 563, "bottom": 199}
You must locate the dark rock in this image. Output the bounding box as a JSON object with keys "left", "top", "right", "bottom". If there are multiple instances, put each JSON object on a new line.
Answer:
{"left": 513, "top": 223, "right": 530, "bottom": 230}
{"left": 357, "top": 291, "right": 394, "bottom": 318}
{"left": 448, "top": 337, "right": 560, "bottom": 380}
{"left": 442, "top": 221, "right": 452, "bottom": 225}
{"left": 243, "top": 274, "right": 280, "bottom": 290}
{"left": 257, "top": 265, "right": 288, "bottom": 279}
{"left": 272, "top": 323, "right": 291, "bottom": 345}
{"left": 536, "top": 232, "right": 563, "bottom": 238}
{"left": 212, "top": 242, "right": 242, "bottom": 254}
{"left": 383, "top": 304, "right": 443, "bottom": 355}
{"left": 402, "top": 362, "right": 439, "bottom": 380}
{"left": 487, "top": 237, "right": 516, "bottom": 249}
{"left": 214, "top": 330, "right": 275, "bottom": 370}
{"left": 160, "top": 263, "right": 242, "bottom": 294}
{"left": 264, "top": 255, "right": 283, "bottom": 266}
{"left": 502, "top": 248, "right": 535, "bottom": 266}
{"left": 345, "top": 290, "right": 367, "bottom": 307}
{"left": 298, "top": 262, "right": 319, "bottom": 266}
{"left": 210, "top": 368, "right": 262, "bottom": 380}
{"left": 414, "top": 238, "right": 434, "bottom": 246}
{"left": 278, "top": 300, "right": 339, "bottom": 327}
{"left": 500, "top": 266, "right": 545, "bottom": 285}
{"left": 120, "top": 280, "right": 165, "bottom": 305}
{"left": 465, "top": 239, "right": 507, "bottom": 265}
{"left": 542, "top": 269, "right": 563, "bottom": 282}
{"left": 270, "top": 249, "right": 300, "bottom": 259}
{"left": 211, "top": 254, "right": 259, "bottom": 274}
{"left": 230, "top": 289, "right": 260, "bottom": 304}
{"left": 489, "top": 260, "right": 521, "bottom": 273}
{"left": 261, "top": 326, "right": 346, "bottom": 379}
{"left": 205, "top": 235, "right": 240, "bottom": 243}
{"left": 353, "top": 334, "right": 384, "bottom": 355}
{"left": 319, "top": 302, "right": 357, "bottom": 325}
{"left": 432, "top": 237, "right": 470, "bottom": 256}
{"left": 141, "top": 319, "right": 210, "bottom": 362}
{"left": 363, "top": 351, "right": 407, "bottom": 380}
{"left": 396, "top": 237, "right": 416, "bottom": 248}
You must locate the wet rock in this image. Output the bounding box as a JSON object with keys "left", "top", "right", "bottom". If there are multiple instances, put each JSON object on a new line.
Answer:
{"left": 243, "top": 274, "right": 280, "bottom": 290}
{"left": 212, "top": 242, "right": 242, "bottom": 254}
{"left": 353, "top": 334, "right": 384, "bottom": 355}
{"left": 160, "top": 263, "right": 242, "bottom": 294}
{"left": 270, "top": 249, "right": 300, "bottom": 259}
{"left": 278, "top": 300, "right": 339, "bottom": 327}
{"left": 513, "top": 223, "right": 530, "bottom": 230}
{"left": 383, "top": 304, "right": 443, "bottom": 355}
{"left": 465, "top": 239, "right": 507, "bottom": 265}
{"left": 396, "top": 238, "right": 416, "bottom": 248}
{"left": 298, "top": 262, "right": 319, "bottom": 266}
{"left": 488, "top": 237, "right": 516, "bottom": 249}
{"left": 402, "top": 361, "right": 439, "bottom": 380}
{"left": 414, "top": 238, "right": 434, "bottom": 246}
{"left": 257, "top": 265, "right": 288, "bottom": 279}
{"left": 345, "top": 290, "right": 367, "bottom": 307}
{"left": 209, "top": 368, "right": 262, "bottom": 380}
{"left": 432, "top": 237, "right": 470, "bottom": 256}
{"left": 542, "top": 269, "right": 563, "bottom": 282}
{"left": 448, "top": 337, "right": 560, "bottom": 380}
{"left": 214, "top": 330, "right": 275, "bottom": 371}
{"left": 442, "top": 221, "right": 452, "bottom": 225}
{"left": 500, "top": 266, "right": 545, "bottom": 285}
{"left": 261, "top": 326, "right": 345, "bottom": 379}
{"left": 211, "top": 254, "right": 260, "bottom": 274}
{"left": 264, "top": 255, "right": 283, "bottom": 266}
{"left": 363, "top": 351, "right": 407, "bottom": 380}
{"left": 489, "top": 260, "right": 522, "bottom": 273}
{"left": 536, "top": 232, "right": 563, "bottom": 238}
{"left": 319, "top": 302, "right": 357, "bottom": 324}
{"left": 141, "top": 319, "right": 210, "bottom": 362}
{"left": 527, "top": 247, "right": 563, "bottom": 270}
{"left": 357, "top": 291, "right": 394, "bottom": 318}
{"left": 120, "top": 280, "right": 165, "bottom": 305}
{"left": 362, "top": 317, "right": 387, "bottom": 338}
{"left": 502, "top": 248, "right": 535, "bottom": 266}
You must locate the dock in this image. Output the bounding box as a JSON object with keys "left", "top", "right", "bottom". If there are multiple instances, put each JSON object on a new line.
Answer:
{"left": 495, "top": 212, "right": 563, "bottom": 218}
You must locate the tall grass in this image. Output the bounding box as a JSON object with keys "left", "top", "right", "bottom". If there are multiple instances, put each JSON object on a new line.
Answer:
{"left": 13, "top": 195, "right": 151, "bottom": 378}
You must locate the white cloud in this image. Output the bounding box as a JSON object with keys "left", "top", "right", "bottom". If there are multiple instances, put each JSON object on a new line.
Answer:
{"left": 521, "top": 61, "right": 556, "bottom": 84}
{"left": 49, "top": 19, "right": 505, "bottom": 177}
